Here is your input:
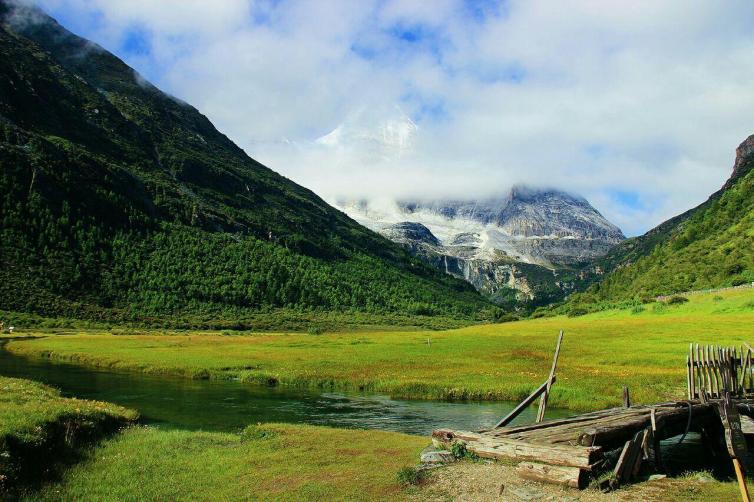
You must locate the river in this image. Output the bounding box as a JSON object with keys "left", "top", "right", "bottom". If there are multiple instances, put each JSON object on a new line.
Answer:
{"left": 0, "top": 342, "right": 572, "bottom": 436}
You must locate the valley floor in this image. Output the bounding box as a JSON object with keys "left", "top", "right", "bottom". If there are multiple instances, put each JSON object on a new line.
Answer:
{"left": 2, "top": 375, "right": 749, "bottom": 501}
{"left": 5, "top": 288, "right": 754, "bottom": 410}
{"left": 4, "top": 289, "right": 754, "bottom": 500}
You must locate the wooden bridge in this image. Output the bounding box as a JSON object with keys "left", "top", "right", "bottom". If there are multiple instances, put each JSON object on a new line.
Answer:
{"left": 431, "top": 335, "right": 754, "bottom": 500}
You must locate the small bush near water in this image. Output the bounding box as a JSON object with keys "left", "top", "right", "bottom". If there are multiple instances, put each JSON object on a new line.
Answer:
{"left": 396, "top": 466, "right": 424, "bottom": 486}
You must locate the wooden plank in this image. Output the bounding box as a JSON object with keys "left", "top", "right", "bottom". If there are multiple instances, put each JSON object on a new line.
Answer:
{"left": 687, "top": 354, "right": 692, "bottom": 400}
{"left": 740, "top": 415, "right": 754, "bottom": 435}
{"left": 733, "top": 458, "right": 752, "bottom": 502}
{"left": 714, "top": 346, "right": 723, "bottom": 397}
{"left": 718, "top": 394, "right": 747, "bottom": 459}
{"left": 536, "top": 330, "right": 564, "bottom": 423}
{"left": 501, "top": 410, "right": 655, "bottom": 443}
{"left": 689, "top": 343, "right": 696, "bottom": 399}
{"left": 718, "top": 393, "right": 751, "bottom": 502}
{"left": 578, "top": 403, "right": 714, "bottom": 447}
{"left": 697, "top": 344, "right": 706, "bottom": 399}
{"left": 450, "top": 430, "right": 482, "bottom": 442}
{"left": 739, "top": 346, "right": 749, "bottom": 391}
{"left": 705, "top": 345, "right": 714, "bottom": 397}
{"left": 466, "top": 437, "right": 602, "bottom": 469}
{"left": 611, "top": 429, "right": 644, "bottom": 488}
{"left": 516, "top": 462, "right": 585, "bottom": 489}
{"left": 492, "top": 409, "right": 623, "bottom": 436}
{"left": 611, "top": 440, "right": 633, "bottom": 487}
{"left": 651, "top": 408, "right": 663, "bottom": 472}
{"left": 494, "top": 379, "right": 550, "bottom": 428}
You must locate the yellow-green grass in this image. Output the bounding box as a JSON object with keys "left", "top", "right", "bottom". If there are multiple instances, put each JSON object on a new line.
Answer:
{"left": 7, "top": 288, "right": 754, "bottom": 411}
{"left": 0, "top": 377, "right": 137, "bottom": 493}
{"left": 27, "top": 424, "right": 427, "bottom": 502}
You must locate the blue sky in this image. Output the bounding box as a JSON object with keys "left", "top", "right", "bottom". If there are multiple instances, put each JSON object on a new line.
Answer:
{"left": 30, "top": 0, "right": 754, "bottom": 236}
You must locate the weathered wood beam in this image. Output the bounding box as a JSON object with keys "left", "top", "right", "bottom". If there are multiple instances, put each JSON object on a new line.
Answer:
{"left": 516, "top": 461, "right": 585, "bottom": 489}
{"left": 578, "top": 403, "right": 714, "bottom": 448}
{"left": 609, "top": 429, "right": 645, "bottom": 489}
{"left": 467, "top": 437, "right": 602, "bottom": 469}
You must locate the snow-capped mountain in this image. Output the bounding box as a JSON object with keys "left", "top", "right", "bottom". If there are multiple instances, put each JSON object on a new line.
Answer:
{"left": 315, "top": 106, "right": 417, "bottom": 161}
{"left": 339, "top": 187, "right": 624, "bottom": 267}
{"left": 336, "top": 187, "right": 625, "bottom": 308}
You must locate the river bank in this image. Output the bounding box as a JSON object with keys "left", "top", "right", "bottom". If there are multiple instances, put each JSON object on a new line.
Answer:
{"left": 5, "top": 287, "right": 754, "bottom": 410}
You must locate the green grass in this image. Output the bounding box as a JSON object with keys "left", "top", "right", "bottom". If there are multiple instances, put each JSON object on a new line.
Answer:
{"left": 27, "top": 423, "right": 427, "bottom": 502}
{"left": 7, "top": 288, "right": 754, "bottom": 411}
{"left": 0, "top": 376, "right": 137, "bottom": 494}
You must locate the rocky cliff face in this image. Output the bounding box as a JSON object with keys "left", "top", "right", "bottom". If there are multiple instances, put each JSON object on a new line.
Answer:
{"left": 338, "top": 187, "right": 624, "bottom": 309}
{"left": 724, "top": 134, "right": 754, "bottom": 190}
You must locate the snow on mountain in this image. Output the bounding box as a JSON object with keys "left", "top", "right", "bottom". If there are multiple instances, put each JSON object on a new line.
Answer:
{"left": 315, "top": 106, "right": 417, "bottom": 161}
{"left": 337, "top": 187, "right": 624, "bottom": 268}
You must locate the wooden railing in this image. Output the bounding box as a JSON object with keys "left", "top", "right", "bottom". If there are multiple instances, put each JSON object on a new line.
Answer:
{"left": 687, "top": 343, "right": 754, "bottom": 400}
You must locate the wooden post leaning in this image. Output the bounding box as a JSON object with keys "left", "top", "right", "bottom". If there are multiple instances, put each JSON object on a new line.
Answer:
{"left": 717, "top": 392, "right": 751, "bottom": 502}
{"left": 536, "top": 331, "right": 564, "bottom": 423}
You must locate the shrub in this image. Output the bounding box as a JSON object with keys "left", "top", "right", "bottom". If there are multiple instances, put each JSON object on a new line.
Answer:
{"left": 396, "top": 466, "right": 424, "bottom": 486}
{"left": 665, "top": 296, "right": 689, "bottom": 305}
{"left": 631, "top": 305, "right": 645, "bottom": 314}
{"left": 567, "top": 308, "right": 588, "bottom": 318}
{"left": 450, "top": 441, "right": 467, "bottom": 459}
{"left": 530, "top": 309, "right": 548, "bottom": 319}
{"left": 494, "top": 313, "right": 518, "bottom": 323}
{"left": 727, "top": 263, "right": 744, "bottom": 276}
{"left": 307, "top": 326, "right": 324, "bottom": 336}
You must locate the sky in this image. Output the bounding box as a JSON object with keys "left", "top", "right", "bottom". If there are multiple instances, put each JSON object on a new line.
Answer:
{"left": 26, "top": 0, "right": 754, "bottom": 236}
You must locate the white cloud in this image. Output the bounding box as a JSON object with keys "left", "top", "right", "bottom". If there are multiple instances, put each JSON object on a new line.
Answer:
{"left": 34, "top": 0, "right": 754, "bottom": 235}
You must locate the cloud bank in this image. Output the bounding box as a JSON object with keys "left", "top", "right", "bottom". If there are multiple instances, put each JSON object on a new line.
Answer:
{"left": 31, "top": 0, "right": 754, "bottom": 235}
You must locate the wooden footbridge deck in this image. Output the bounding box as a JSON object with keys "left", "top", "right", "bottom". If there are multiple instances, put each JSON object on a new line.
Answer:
{"left": 431, "top": 335, "right": 754, "bottom": 500}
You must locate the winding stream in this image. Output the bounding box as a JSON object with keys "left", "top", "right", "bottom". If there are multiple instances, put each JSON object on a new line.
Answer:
{"left": 0, "top": 342, "right": 571, "bottom": 436}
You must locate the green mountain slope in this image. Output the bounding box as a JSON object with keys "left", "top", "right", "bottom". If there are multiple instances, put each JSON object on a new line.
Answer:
{"left": 0, "top": 1, "right": 491, "bottom": 325}
{"left": 569, "top": 134, "right": 754, "bottom": 305}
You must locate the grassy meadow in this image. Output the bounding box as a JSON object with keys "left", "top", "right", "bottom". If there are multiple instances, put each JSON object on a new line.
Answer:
{"left": 27, "top": 423, "right": 426, "bottom": 502}
{"left": 0, "top": 376, "right": 137, "bottom": 494}
{"left": 6, "top": 288, "right": 754, "bottom": 411}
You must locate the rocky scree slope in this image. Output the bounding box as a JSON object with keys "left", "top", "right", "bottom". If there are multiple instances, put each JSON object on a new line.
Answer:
{"left": 339, "top": 188, "right": 624, "bottom": 309}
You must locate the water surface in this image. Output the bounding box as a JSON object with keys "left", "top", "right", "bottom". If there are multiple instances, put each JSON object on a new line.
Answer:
{"left": 0, "top": 344, "right": 571, "bottom": 435}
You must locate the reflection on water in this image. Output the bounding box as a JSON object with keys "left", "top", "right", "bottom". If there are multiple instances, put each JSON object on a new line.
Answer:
{"left": 0, "top": 346, "right": 570, "bottom": 435}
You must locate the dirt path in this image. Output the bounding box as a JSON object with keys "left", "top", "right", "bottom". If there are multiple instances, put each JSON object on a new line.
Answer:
{"left": 412, "top": 460, "right": 725, "bottom": 502}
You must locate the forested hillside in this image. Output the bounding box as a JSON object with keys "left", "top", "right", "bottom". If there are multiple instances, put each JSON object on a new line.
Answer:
{"left": 0, "top": 1, "right": 491, "bottom": 325}
{"left": 568, "top": 134, "right": 754, "bottom": 306}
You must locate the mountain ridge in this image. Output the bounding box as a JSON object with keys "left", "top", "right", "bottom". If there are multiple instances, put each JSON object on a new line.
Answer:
{"left": 565, "top": 133, "right": 754, "bottom": 307}
{"left": 0, "top": 0, "right": 491, "bottom": 324}
{"left": 338, "top": 186, "right": 623, "bottom": 309}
